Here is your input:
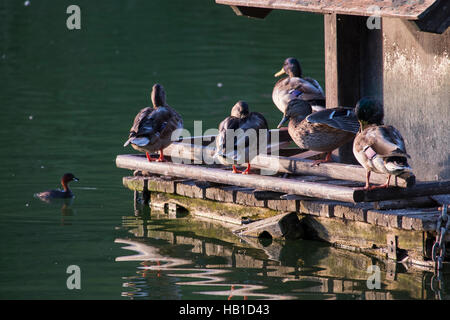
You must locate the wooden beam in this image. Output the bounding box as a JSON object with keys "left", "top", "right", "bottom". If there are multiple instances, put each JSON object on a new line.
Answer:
{"left": 415, "top": 0, "right": 450, "bottom": 34}
{"left": 216, "top": 0, "right": 439, "bottom": 20}
{"left": 117, "top": 154, "right": 448, "bottom": 203}
{"left": 163, "top": 141, "right": 415, "bottom": 187}
{"left": 324, "top": 13, "right": 338, "bottom": 108}
{"left": 116, "top": 154, "right": 359, "bottom": 203}
{"left": 230, "top": 5, "right": 272, "bottom": 19}
{"left": 353, "top": 181, "right": 450, "bottom": 203}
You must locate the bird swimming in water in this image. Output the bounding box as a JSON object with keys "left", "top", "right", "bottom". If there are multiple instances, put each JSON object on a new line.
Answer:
{"left": 272, "top": 57, "right": 326, "bottom": 114}
{"left": 215, "top": 101, "right": 269, "bottom": 174}
{"left": 353, "top": 97, "right": 412, "bottom": 190}
{"left": 34, "top": 173, "right": 79, "bottom": 201}
{"left": 123, "top": 83, "right": 183, "bottom": 162}
{"left": 278, "top": 99, "right": 359, "bottom": 166}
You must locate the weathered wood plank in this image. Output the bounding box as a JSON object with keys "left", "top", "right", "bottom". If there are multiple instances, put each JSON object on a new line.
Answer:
{"left": 205, "top": 185, "right": 240, "bottom": 203}
{"left": 165, "top": 141, "right": 415, "bottom": 188}
{"left": 373, "top": 196, "right": 437, "bottom": 210}
{"left": 123, "top": 176, "right": 146, "bottom": 192}
{"left": 234, "top": 212, "right": 304, "bottom": 239}
{"left": 175, "top": 180, "right": 205, "bottom": 199}
{"left": 116, "top": 154, "right": 360, "bottom": 203}
{"left": 215, "top": 0, "right": 438, "bottom": 19}
{"left": 267, "top": 199, "right": 299, "bottom": 212}
{"left": 353, "top": 181, "right": 450, "bottom": 202}
{"left": 235, "top": 189, "right": 266, "bottom": 207}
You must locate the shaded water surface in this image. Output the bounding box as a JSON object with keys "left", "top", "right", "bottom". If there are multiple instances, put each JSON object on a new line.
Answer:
{"left": 0, "top": 0, "right": 447, "bottom": 299}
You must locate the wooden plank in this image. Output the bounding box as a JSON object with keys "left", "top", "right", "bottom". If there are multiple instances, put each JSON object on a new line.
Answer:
{"left": 117, "top": 154, "right": 449, "bottom": 203}
{"left": 235, "top": 189, "right": 266, "bottom": 207}
{"left": 267, "top": 199, "right": 299, "bottom": 212}
{"left": 215, "top": 0, "right": 438, "bottom": 19}
{"left": 122, "top": 176, "right": 146, "bottom": 192}
{"left": 164, "top": 142, "right": 415, "bottom": 188}
{"left": 116, "top": 154, "right": 360, "bottom": 203}
{"left": 373, "top": 196, "right": 437, "bottom": 210}
{"left": 175, "top": 180, "right": 205, "bottom": 199}
{"left": 235, "top": 212, "right": 304, "bottom": 240}
{"left": 205, "top": 185, "right": 240, "bottom": 203}
{"left": 353, "top": 181, "right": 450, "bottom": 203}
{"left": 324, "top": 13, "right": 338, "bottom": 108}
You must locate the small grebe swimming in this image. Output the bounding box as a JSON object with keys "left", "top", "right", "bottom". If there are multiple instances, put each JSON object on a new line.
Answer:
{"left": 34, "top": 173, "right": 79, "bottom": 201}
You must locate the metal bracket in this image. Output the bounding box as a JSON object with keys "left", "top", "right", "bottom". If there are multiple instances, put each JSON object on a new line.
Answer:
{"left": 387, "top": 234, "right": 398, "bottom": 261}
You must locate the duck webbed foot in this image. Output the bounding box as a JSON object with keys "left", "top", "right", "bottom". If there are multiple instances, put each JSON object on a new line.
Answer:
{"left": 156, "top": 149, "right": 166, "bottom": 162}
{"left": 232, "top": 165, "right": 242, "bottom": 174}
{"left": 146, "top": 152, "right": 159, "bottom": 162}
{"left": 311, "top": 152, "right": 332, "bottom": 167}
{"left": 242, "top": 163, "right": 251, "bottom": 175}
{"left": 146, "top": 150, "right": 167, "bottom": 162}
{"left": 354, "top": 173, "right": 391, "bottom": 190}
{"left": 232, "top": 164, "right": 251, "bottom": 174}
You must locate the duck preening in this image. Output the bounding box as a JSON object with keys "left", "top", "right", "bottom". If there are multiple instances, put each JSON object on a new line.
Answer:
{"left": 215, "top": 101, "right": 269, "bottom": 174}
{"left": 34, "top": 173, "right": 79, "bottom": 201}
{"left": 353, "top": 97, "right": 412, "bottom": 190}
{"left": 278, "top": 99, "right": 359, "bottom": 166}
{"left": 272, "top": 57, "right": 326, "bottom": 114}
{"left": 124, "top": 83, "right": 183, "bottom": 162}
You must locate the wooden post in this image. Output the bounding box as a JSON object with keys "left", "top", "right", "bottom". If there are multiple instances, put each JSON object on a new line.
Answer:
{"left": 324, "top": 14, "right": 383, "bottom": 164}
{"left": 324, "top": 13, "right": 338, "bottom": 108}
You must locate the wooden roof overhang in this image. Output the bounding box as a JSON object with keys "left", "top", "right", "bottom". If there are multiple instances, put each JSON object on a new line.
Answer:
{"left": 216, "top": 0, "right": 449, "bottom": 33}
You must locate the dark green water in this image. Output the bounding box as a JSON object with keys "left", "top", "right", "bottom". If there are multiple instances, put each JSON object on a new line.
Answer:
{"left": 0, "top": 0, "right": 445, "bottom": 300}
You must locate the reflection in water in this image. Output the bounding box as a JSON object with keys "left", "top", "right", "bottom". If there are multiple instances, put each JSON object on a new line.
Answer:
{"left": 115, "top": 211, "right": 447, "bottom": 300}
{"left": 115, "top": 238, "right": 291, "bottom": 300}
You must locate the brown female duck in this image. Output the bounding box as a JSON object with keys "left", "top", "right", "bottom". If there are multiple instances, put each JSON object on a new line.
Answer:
{"left": 123, "top": 84, "right": 183, "bottom": 162}
{"left": 353, "top": 97, "right": 412, "bottom": 190}
{"left": 215, "top": 101, "right": 269, "bottom": 174}
{"left": 277, "top": 99, "right": 359, "bottom": 166}
{"left": 272, "top": 57, "right": 325, "bottom": 114}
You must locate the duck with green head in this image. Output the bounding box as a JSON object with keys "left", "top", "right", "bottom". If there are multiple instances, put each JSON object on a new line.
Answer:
{"left": 124, "top": 83, "right": 183, "bottom": 162}
{"left": 353, "top": 97, "right": 412, "bottom": 190}
{"left": 272, "top": 57, "right": 325, "bottom": 114}
{"left": 277, "top": 99, "right": 359, "bottom": 166}
{"left": 215, "top": 101, "right": 269, "bottom": 174}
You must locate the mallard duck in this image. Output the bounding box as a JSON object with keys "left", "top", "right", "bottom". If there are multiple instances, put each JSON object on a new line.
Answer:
{"left": 353, "top": 97, "right": 412, "bottom": 190}
{"left": 34, "top": 173, "right": 79, "bottom": 201}
{"left": 123, "top": 83, "right": 183, "bottom": 162}
{"left": 277, "top": 99, "right": 359, "bottom": 166}
{"left": 215, "top": 101, "right": 269, "bottom": 174}
{"left": 272, "top": 57, "right": 326, "bottom": 114}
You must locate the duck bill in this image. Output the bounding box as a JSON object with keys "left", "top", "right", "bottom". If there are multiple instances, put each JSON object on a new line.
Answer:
{"left": 73, "top": 177, "right": 79, "bottom": 182}
{"left": 277, "top": 115, "right": 289, "bottom": 129}
{"left": 274, "top": 68, "right": 285, "bottom": 77}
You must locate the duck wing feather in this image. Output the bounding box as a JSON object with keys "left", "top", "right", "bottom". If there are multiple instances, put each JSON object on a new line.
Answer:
{"left": 306, "top": 107, "right": 359, "bottom": 134}
{"left": 357, "top": 125, "right": 410, "bottom": 158}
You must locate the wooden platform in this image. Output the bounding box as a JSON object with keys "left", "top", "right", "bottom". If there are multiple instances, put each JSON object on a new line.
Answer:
{"left": 116, "top": 132, "right": 450, "bottom": 269}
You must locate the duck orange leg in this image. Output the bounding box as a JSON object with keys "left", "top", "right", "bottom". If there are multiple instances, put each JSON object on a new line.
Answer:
{"left": 242, "top": 163, "right": 251, "bottom": 175}
{"left": 156, "top": 149, "right": 166, "bottom": 162}
{"left": 355, "top": 171, "right": 391, "bottom": 190}
{"left": 311, "top": 152, "right": 332, "bottom": 167}
{"left": 232, "top": 165, "right": 242, "bottom": 174}
{"left": 354, "top": 170, "right": 372, "bottom": 191}
{"left": 370, "top": 174, "right": 391, "bottom": 190}
{"left": 146, "top": 152, "right": 158, "bottom": 162}
{"left": 146, "top": 150, "right": 166, "bottom": 162}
